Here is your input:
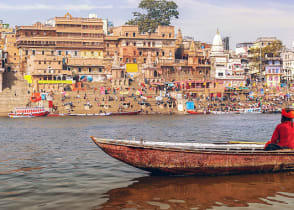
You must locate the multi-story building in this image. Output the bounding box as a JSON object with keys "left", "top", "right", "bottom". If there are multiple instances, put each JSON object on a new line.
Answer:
{"left": 264, "top": 57, "right": 282, "bottom": 88}
{"left": 236, "top": 42, "right": 253, "bottom": 58}
{"left": 16, "top": 13, "right": 107, "bottom": 91}
{"left": 248, "top": 37, "right": 282, "bottom": 82}
{"left": 222, "top": 36, "right": 230, "bottom": 51}
{"left": 3, "top": 33, "right": 21, "bottom": 73}
{"left": 281, "top": 49, "right": 294, "bottom": 84}
{"left": 107, "top": 25, "right": 176, "bottom": 65}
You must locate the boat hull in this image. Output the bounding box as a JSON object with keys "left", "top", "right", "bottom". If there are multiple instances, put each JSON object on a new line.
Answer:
{"left": 111, "top": 111, "right": 141, "bottom": 116}
{"left": 91, "top": 137, "right": 294, "bottom": 176}
{"left": 8, "top": 111, "right": 49, "bottom": 118}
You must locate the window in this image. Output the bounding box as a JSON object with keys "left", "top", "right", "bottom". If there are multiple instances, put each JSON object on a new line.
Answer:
{"left": 39, "top": 61, "right": 41, "bottom": 64}
{"left": 51, "top": 51, "right": 54, "bottom": 55}
{"left": 89, "top": 67, "right": 92, "bottom": 72}
{"left": 42, "top": 51, "right": 44, "bottom": 55}
{"left": 144, "top": 58, "right": 146, "bottom": 63}
{"left": 218, "top": 72, "right": 224, "bottom": 76}
{"left": 133, "top": 42, "right": 136, "bottom": 46}
{"left": 32, "top": 50, "right": 35, "bottom": 56}
{"left": 126, "top": 58, "right": 129, "bottom": 63}
{"left": 116, "top": 43, "right": 118, "bottom": 47}
{"left": 169, "top": 33, "right": 171, "bottom": 38}
{"left": 58, "top": 51, "right": 61, "bottom": 55}
{"left": 162, "top": 51, "right": 165, "bottom": 56}
{"left": 126, "top": 32, "right": 129, "bottom": 37}
{"left": 107, "top": 43, "right": 109, "bottom": 48}
{"left": 98, "top": 68, "right": 102, "bottom": 72}
{"left": 133, "top": 58, "right": 136, "bottom": 63}
{"left": 133, "top": 32, "right": 136, "bottom": 37}
{"left": 74, "top": 51, "right": 77, "bottom": 56}
{"left": 139, "top": 51, "right": 142, "bottom": 56}
{"left": 25, "top": 50, "right": 28, "bottom": 55}
{"left": 44, "top": 61, "right": 46, "bottom": 64}
{"left": 78, "top": 67, "right": 81, "bottom": 72}
{"left": 162, "top": 33, "right": 165, "bottom": 38}
{"left": 66, "top": 51, "right": 68, "bottom": 55}
{"left": 156, "top": 52, "right": 159, "bottom": 56}
{"left": 126, "top": 42, "right": 129, "bottom": 46}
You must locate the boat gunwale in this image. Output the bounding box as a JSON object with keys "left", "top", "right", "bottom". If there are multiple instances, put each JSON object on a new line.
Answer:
{"left": 91, "top": 137, "right": 294, "bottom": 155}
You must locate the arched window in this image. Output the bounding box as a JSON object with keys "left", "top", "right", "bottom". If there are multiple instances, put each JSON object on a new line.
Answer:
{"left": 154, "top": 71, "right": 158, "bottom": 77}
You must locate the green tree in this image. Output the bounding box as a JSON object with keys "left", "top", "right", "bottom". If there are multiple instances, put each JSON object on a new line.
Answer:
{"left": 249, "top": 41, "right": 283, "bottom": 62}
{"left": 249, "top": 40, "right": 284, "bottom": 69}
{"left": 126, "top": 0, "right": 179, "bottom": 33}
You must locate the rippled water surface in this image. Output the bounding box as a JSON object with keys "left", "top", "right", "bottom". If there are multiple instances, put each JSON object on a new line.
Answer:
{"left": 1, "top": 114, "right": 294, "bottom": 209}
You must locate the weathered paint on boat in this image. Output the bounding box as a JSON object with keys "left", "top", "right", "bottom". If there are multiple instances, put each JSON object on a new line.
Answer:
{"left": 91, "top": 137, "right": 294, "bottom": 176}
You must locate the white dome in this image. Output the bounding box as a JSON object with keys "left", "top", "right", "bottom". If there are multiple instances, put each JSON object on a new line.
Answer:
{"left": 211, "top": 29, "right": 224, "bottom": 56}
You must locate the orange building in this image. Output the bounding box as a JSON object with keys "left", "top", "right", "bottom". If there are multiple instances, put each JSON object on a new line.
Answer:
{"left": 15, "top": 13, "right": 107, "bottom": 90}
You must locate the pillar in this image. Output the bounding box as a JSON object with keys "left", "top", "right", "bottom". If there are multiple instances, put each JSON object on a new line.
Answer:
{"left": 0, "top": 69, "right": 4, "bottom": 92}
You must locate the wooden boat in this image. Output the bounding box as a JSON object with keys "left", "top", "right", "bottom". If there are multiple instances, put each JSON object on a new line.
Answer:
{"left": 187, "top": 110, "right": 210, "bottom": 115}
{"left": 110, "top": 110, "right": 141, "bottom": 116}
{"left": 91, "top": 137, "right": 294, "bottom": 176}
{"left": 210, "top": 111, "right": 240, "bottom": 114}
{"left": 8, "top": 107, "right": 49, "bottom": 118}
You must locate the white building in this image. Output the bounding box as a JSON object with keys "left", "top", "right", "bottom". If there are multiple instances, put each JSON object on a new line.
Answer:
{"left": 210, "top": 29, "right": 228, "bottom": 79}
{"left": 281, "top": 49, "right": 294, "bottom": 83}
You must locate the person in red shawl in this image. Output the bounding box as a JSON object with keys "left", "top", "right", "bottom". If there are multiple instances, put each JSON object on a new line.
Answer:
{"left": 264, "top": 107, "right": 294, "bottom": 150}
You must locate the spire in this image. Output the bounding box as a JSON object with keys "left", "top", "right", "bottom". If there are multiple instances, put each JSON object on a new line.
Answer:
{"left": 216, "top": 28, "right": 219, "bottom": 35}
{"left": 189, "top": 41, "right": 196, "bottom": 53}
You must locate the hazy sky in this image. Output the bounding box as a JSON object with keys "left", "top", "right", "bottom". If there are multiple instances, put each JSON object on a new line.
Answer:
{"left": 0, "top": 0, "right": 293, "bottom": 49}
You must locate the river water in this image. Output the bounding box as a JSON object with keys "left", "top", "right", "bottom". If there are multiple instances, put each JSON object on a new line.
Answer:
{"left": 1, "top": 114, "right": 294, "bottom": 209}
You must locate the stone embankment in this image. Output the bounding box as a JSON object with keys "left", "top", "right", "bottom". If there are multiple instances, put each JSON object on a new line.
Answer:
{"left": 0, "top": 72, "right": 291, "bottom": 117}
{"left": 0, "top": 72, "right": 30, "bottom": 116}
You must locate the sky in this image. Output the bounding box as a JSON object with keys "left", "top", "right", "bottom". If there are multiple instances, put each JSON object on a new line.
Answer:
{"left": 0, "top": 0, "right": 293, "bottom": 49}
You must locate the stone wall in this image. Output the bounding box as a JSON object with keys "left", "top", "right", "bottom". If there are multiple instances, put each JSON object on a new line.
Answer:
{"left": 0, "top": 72, "right": 30, "bottom": 116}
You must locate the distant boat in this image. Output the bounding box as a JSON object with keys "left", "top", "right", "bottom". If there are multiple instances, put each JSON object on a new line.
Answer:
{"left": 187, "top": 110, "right": 210, "bottom": 115}
{"left": 8, "top": 107, "right": 49, "bottom": 118}
{"left": 110, "top": 111, "right": 141, "bottom": 116}
{"left": 262, "top": 110, "right": 282, "bottom": 114}
{"left": 237, "top": 108, "right": 262, "bottom": 114}
{"left": 210, "top": 111, "right": 240, "bottom": 114}
{"left": 91, "top": 137, "right": 294, "bottom": 176}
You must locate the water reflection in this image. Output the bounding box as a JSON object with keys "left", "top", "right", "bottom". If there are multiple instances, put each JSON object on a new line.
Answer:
{"left": 99, "top": 173, "right": 294, "bottom": 210}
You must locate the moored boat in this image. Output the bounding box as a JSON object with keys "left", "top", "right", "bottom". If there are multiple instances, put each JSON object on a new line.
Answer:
{"left": 8, "top": 107, "right": 49, "bottom": 118}
{"left": 187, "top": 110, "right": 210, "bottom": 115}
{"left": 91, "top": 137, "right": 294, "bottom": 176}
{"left": 110, "top": 110, "right": 141, "bottom": 116}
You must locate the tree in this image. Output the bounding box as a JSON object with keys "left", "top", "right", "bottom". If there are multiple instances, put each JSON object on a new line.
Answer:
{"left": 249, "top": 40, "right": 284, "bottom": 69}
{"left": 126, "top": 0, "right": 179, "bottom": 33}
